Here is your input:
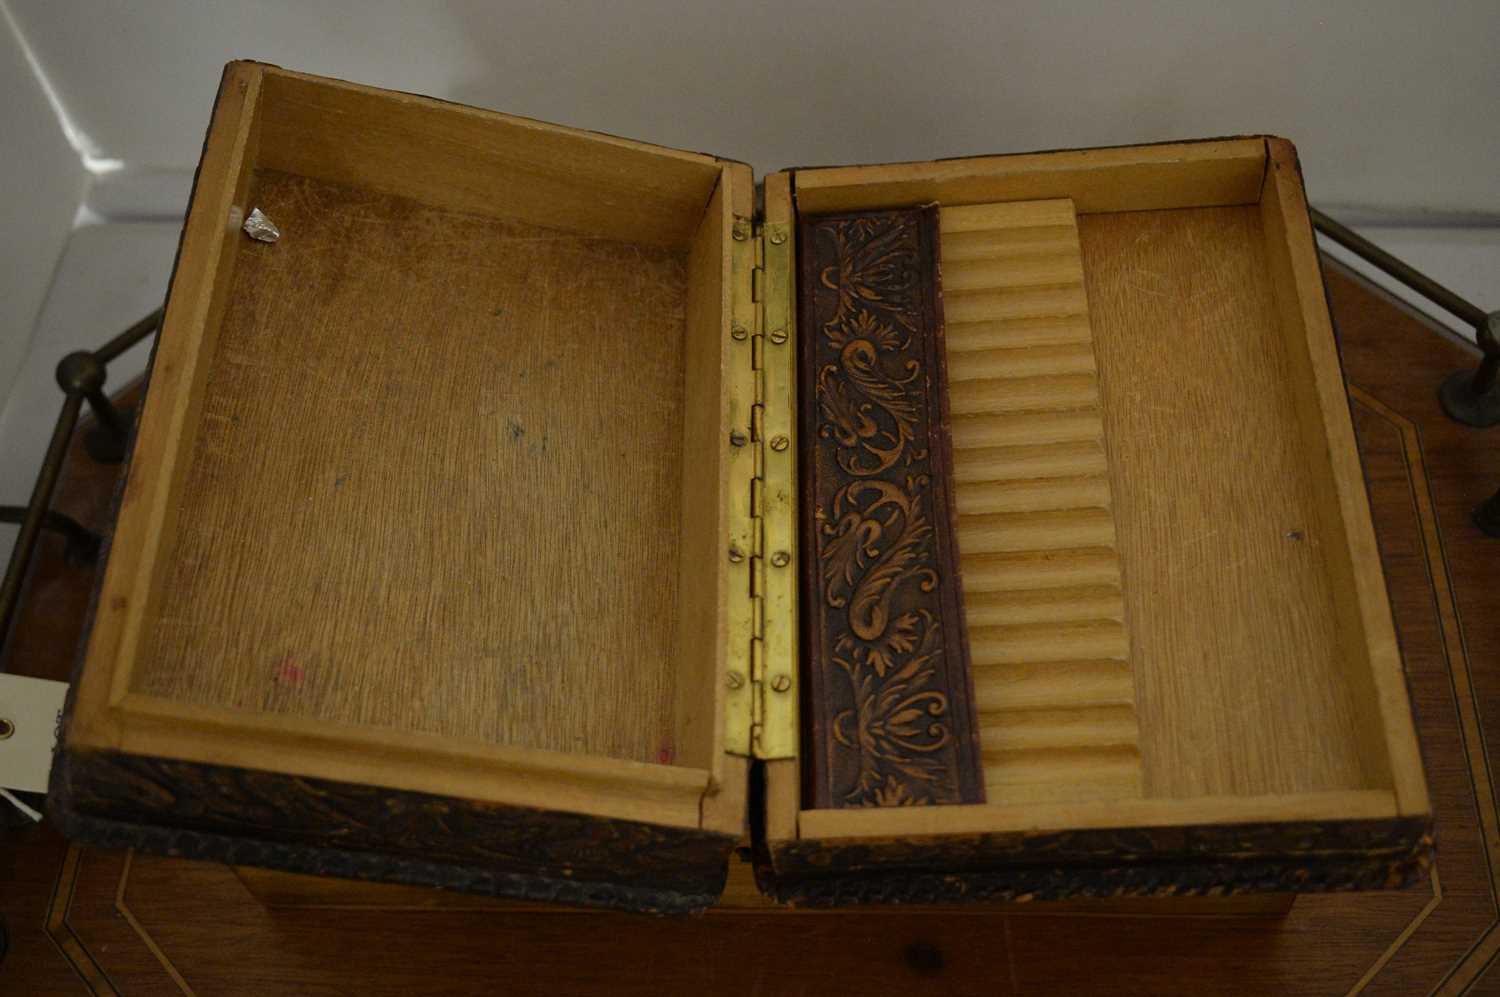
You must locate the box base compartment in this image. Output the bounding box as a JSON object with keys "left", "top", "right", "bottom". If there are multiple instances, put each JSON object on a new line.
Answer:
{"left": 131, "top": 169, "right": 691, "bottom": 765}
{"left": 769, "top": 138, "right": 1431, "bottom": 901}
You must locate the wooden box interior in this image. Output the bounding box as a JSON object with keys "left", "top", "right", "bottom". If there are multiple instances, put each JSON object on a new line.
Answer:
{"left": 768, "top": 140, "right": 1429, "bottom": 844}
{"left": 66, "top": 63, "right": 1428, "bottom": 888}
{"left": 68, "top": 64, "right": 748, "bottom": 833}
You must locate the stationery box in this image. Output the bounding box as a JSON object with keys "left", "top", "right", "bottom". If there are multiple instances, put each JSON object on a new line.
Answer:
{"left": 50, "top": 62, "right": 1431, "bottom": 912}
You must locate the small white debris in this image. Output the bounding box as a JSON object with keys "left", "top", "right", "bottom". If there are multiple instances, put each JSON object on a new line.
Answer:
{"left": 242, "top": 207, "right": 281, "bottom": 243}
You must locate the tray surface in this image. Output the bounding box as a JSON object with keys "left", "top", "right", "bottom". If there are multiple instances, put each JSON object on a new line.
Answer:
{"left": 130, "top": 170, "right": 690, "bottom": 763}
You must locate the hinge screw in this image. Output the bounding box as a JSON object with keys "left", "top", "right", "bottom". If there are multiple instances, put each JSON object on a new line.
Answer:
{"left": 728, "top": 546, "right": 745, "bottom": 563}
{"left": 770, "top": 674, "right": 792, "bottom": 693}
{"left": 731, "top": 323, "right": 748, "bottom": 341}
{"left": 770, "top": 551, "right": 790, "bottom": 567}
{"left": 727, "top": 671, "right": 745, "bottom": 690}
{"left": 770, "top": 435, "right": 789, "bottom": 452}
{"left": 729, "top": 430, "right": 748, "bottom": 447}
{"left": 769, "top": 229, "right": 788, "bottom": 245}
{"left": 732, "top": 219, "right": 751, "bottom": 241}
{"left": 768, "top": 329, "right": 788, "bottom": 345}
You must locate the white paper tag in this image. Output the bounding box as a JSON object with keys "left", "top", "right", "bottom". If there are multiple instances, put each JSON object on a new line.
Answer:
{"left": 0, "top": 674, "right": 68, "bottom": 794}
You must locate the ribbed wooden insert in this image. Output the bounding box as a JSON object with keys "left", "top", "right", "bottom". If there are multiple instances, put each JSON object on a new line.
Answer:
{"left": 939, "top": 200, "right": 1141, "bottom": 806}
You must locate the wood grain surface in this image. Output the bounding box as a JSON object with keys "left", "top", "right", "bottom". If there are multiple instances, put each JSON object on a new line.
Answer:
{"left": 1258, "top": 142, "right": 1427, "bottom": 816}
{"left": 792, "top": 137, "right": 1268, "bottom": 216}
{"left": 788, "top": 196, "right": 1405, "bottom": 844}
{"left": 2, "top": 260, "right": 1498, "bottom": 994}
{"left": 129, "top": 170, "right": 690, "bottom": 764}
{"left": 1080, "top": 205, "right": 1367, "bottom": 799}
{"left": 940, "top": 198, "right": 1140, "bottom": 808}
{"left": 257, "top": 65, "right": 725, "bottom": 250}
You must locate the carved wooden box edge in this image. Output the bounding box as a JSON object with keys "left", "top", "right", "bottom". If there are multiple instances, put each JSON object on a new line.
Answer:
{"left": 756, "top": 815, "right": 1434, "bottom": 907}
{"left": 48, "top": 746, "right": 736, "bottom": 914}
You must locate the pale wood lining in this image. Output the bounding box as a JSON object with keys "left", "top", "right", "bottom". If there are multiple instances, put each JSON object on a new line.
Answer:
{"left": 115, "top": 694, "right": 708, "bottom": 828}
{"left": 675, "top": 161, "right": 755, "bottom": 791}
{"left": 1081, "top": 204, "right": 1377, "bottom": 800}
{"left": 257, "top": 68, "right": 722, "bottom": 248}
{"left": 1257, "top": 141, "right": 1427, "bottom": 815}
{"left": 799, "top": 201, "right": 1386, "bottom": 833}
{"left": 700, "top": 753, "right": 751, "bottom": 838}
{"left": 675, "top": 173, "right": 733, "bottom": 776}
{"left": 73, "top": 62, "right": 268, "bottom": 751}
{"left": 794, "top": 139, "right": 1268, "bottom": 217}
{"left": 70, "top": 62, "right": 738, "bottom": 828}
{"left": 941, "top": 199, "right": 1141, "bottom": 808}
{"left": 783, "top": 139, "right": 1428, "bottom": 843}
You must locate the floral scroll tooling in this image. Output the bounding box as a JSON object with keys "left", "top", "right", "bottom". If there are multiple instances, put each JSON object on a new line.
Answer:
{"left": 800, "top": 207, "right": 983, "bottom": 809}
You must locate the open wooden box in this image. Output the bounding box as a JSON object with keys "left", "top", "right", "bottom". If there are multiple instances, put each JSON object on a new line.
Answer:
{"left": 51, "top": 62, "right": 1431, "bottom": 912}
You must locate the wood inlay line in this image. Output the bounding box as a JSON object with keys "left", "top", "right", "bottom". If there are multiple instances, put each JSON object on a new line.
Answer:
{"left": 1346, "top": 386, "right": 1484, "bottom": 994}
{"left": 44, "top": 845, "right": 119, "bottom": 996}
{"left": 116, "top": 850, "right": 197, "bottom": 996}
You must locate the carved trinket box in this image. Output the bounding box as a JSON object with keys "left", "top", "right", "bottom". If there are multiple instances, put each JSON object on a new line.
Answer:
{"left": 50, "top": 63, "right": 1431, "bottom": 912}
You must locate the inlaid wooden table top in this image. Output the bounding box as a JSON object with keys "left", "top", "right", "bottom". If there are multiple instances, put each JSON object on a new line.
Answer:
{"left": 2, "top": 258, "right": 1498, "bottom": 995}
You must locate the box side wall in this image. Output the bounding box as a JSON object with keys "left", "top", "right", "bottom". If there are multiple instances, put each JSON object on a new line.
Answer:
{"left": 675, "top": 165, "right": 738, "bottom": 779}
{"left": 792, "top": 138, "right": 1268, "bottom": 217}
{"left": 70, "top": 61, "right": 265, "bottom": 752}
{"left": 1257, "top": 138, "right": 1428, "bottom": 814}
{"left": 257, "top": 68, "right": 721, "bottom": 249}
{"left": 770, "top": 139, "right": 1430, "bottom": 885}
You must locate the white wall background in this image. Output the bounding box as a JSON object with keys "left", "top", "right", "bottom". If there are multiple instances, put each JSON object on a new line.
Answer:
{"left": 0, "top": 4, "right": 85, "bottom": 405}
{"left": 5, "top": 0, "right": 1500, "bottom": 218}
{"left": 1, "top": 0, "right": 1497, "bottom": 547}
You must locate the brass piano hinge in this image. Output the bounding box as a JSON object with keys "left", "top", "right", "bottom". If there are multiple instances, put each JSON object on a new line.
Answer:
{"left": 723, "top": 216, "right": 797, "bottom": 761}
